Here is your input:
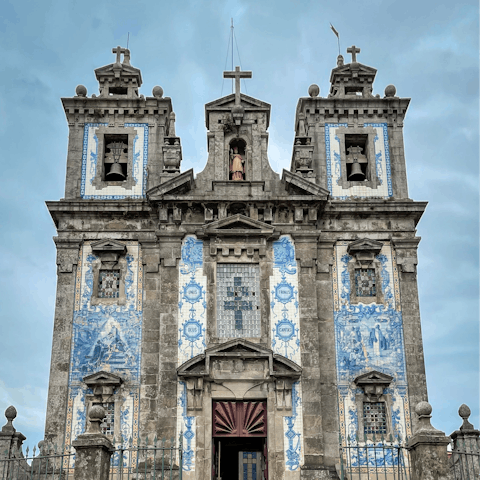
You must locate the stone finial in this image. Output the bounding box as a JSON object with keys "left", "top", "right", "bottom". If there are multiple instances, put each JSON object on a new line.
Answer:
{"left": 123, "top": 49, "right": 131, "bottom": 66}
{"left": 414, "top": 401, "right": 442, "bottom": 434}
{"left": 86, "top": 405, "right": 105, "bottom": 435}
{"left": 459, "top": 404, "right": 474, "bottom": 431}
{"left": 152, "top": 86, "right": 164, "bottom": 98}
{"left": 308, "top": 84, "right": 320, "bottom": 97}
{"left": 384, "top": 84, "right": 396, "bottom": 98}
{"left": 337, "top": 55, "right": 344, "bottom": 67}
{"left": 168, "top": 112, "right": 176, "bottom": 137}
{"left": 75, "top": 85, "right": 87, "bottom": 97}
{"left": 2, "top": 406, "right": 17, "bottom": 433}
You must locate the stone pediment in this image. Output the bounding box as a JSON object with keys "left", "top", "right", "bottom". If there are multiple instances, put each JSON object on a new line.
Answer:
{"left": 205, "top": 93, "right": 271, "bottom": 129}
{"left": 354, "top": 370, "right": 393, "bottom": 386}
{"left": 347, "top": 238, "right": 383, "bottom": 256}
{"left": 95, "top": 63, "right": 142, "bottom": 85}
{"left": 331, "top": 62, "right": 377, "bottom": 78}
{"left": 282, "top": 170, "right": 330, "bottom": 197}
{"left": 177, "top": 340, "right": 301, "bottom": 412}
{"left": 200, "top": 214, "right": 275, "bottom": 237}
{"left": 91, "top": 239, "right": 127, "bottom": 254}
{"left": 146, "top": 169, "right": 194, "bottom": 199}
{"left": 177, "top": 339, "right": 301, "bottom": 379}
{"left": 83, "top": 371, "right": 123, "bottom": 387}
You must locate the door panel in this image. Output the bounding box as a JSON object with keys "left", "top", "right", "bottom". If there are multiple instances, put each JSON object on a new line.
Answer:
{"left": 213, "top": 401, "right": 267, "bottom": 438}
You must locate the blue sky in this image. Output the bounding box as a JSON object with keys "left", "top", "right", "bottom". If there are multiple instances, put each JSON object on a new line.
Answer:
{"left": 0, "top": 0, "right": 478, "bottom": 448}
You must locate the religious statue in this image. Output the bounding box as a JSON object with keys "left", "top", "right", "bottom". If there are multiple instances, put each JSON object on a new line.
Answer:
{"left": 230, "top": 146, "right": 245, "bottom": 181}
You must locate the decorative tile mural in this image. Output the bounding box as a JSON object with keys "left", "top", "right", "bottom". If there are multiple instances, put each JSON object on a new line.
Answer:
{"left": 64, "top": 242, "right": 143, "bottom": 466}
{"left": 269, "top": 236, "right": 304, "bottom": 471}
{"left": 325, "top": 123, "right": 392, "bottom": 199}
{"left": 217, "top": 264, "right": 261, "bottom": 338}
{"left": 81, "top": 123, "right": 149, "bottom": 199}
{"left": 333, "top": 242, "right": 411, "bottom": 465}
{"left": 177, "top": 235, "right": 206, "bottom": 472}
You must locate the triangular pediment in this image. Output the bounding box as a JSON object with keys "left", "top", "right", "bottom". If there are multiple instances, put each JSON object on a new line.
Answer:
{"left": 354, "top": 370, "right": 393, "bottom": 386}
{"left": 91, "top": 239, "right": 127, "bottom": 254}
{"left": 333, "top": 63, "right": 377, "bottom": 76}
{"left": 83, "top": 371, "right": 123, "bottom": 386}
{"left": 282, "top": 170, "right": 330, "bottom": 197}
{"left": 206, "top": 93, "right": 270, "bottom": 111}
{"left": 146, "top": 169, "right": 194, "bottom": 199}
{"left": 347, "top": 238, "right": 383, "bottom": 255}
{"left": 202, "top": 214, "right": 275, "bottom": 237}
{"left": 205, "top": 94, "right": 271, "bottom": 129}
{"left": 177, "top": 339, "right": 301, "bottom": 379}
{"left": 95, "top": 63, "right": 142, "bottom": 84}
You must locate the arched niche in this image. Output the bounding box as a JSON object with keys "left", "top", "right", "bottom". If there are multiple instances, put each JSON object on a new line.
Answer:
{"left": 229, "top": 138, "right": 247, "bottom": 181}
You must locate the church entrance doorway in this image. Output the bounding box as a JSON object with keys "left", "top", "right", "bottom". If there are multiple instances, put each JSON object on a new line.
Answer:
{"left": 212, "top": 401, "right": 268, "bottom": 480}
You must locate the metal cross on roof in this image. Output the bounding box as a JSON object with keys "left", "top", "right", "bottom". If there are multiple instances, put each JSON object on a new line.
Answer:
{"left": 223, "top": 66, "right": 252, "bottom": 106}
{"left": 112, "top": 46, "right": 127, "bottom": 64}
{"left": 347, "top": 45, "right": 361, "bottom": 63}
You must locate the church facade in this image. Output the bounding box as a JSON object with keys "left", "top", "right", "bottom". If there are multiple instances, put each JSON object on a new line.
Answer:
{"left": 44, "top": 46, "right": 428, "bottom": 480}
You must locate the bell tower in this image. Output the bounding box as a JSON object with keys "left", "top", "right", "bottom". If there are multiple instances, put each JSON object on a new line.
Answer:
{"left": 292, "top": 45, "right": 410, "bottom": 199}
{"left": 61, "top": 46, "right": 183, "bottom": 200}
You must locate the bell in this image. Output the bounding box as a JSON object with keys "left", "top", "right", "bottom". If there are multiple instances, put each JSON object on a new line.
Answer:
{"left": 348, "top": 161, "right": 365, "bottom": 181}
{"left": 106, "top": 162, "right": 125, "bottom": 180}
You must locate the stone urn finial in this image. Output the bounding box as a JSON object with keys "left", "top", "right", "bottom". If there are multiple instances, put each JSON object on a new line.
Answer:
{"left": 459, "top": 404, "right": 474, "bottom": 431}
{"left": 2, "top": 406, "right": 17, "bottom": 433}
{"left": 86, "top": 405, "right": 106, "bottom": 434}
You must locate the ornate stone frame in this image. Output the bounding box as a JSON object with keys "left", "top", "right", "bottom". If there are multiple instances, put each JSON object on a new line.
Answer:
{"left": 354, "top": 370, "right": 394, "bottom": 439}
{"left": 335, "top": 126, "right": 379, "bottom": 189}
{"left": 347, "top": 239, "right": 384, "bottom": 305}
{"left": 90, "top": 239, "right": 127, "bottom": 306}
{"left": 197, "top": 215, "right": 277, "bottom": 345}
{"left": 92, "top": 126, "right": 138, "bottom": 190}
{"left": 83, "top": 371, "right": 123, "bottom": 439}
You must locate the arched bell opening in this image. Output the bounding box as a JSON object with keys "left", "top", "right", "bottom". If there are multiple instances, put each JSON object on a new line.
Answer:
{"left": 229, "top": 138, "right": 247, "bottom": 181}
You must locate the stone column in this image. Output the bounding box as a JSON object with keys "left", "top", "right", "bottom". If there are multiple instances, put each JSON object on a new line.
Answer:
{"left": 450, "top": 404, "right": 480, "bottom": 480}
{"left": 72, "top": 406, "right": 113, "bottom": 480}
{"left": 407, "top": 402, "right": 452, "bottom": 480}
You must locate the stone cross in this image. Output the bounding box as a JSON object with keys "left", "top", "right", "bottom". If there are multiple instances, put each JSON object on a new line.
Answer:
{"left": 223, "top": 66, "right": 252, "bottom": 106}
{"left": 347, "top": 45, "right": 361, "bottom": 63}
{"left": 112, "top": 46, "right": 127, "bottom": 64}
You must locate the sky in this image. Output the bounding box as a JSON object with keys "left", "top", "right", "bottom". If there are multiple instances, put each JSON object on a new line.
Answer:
{"left": 0, "top": 0, "right": 478, "bottom": 450}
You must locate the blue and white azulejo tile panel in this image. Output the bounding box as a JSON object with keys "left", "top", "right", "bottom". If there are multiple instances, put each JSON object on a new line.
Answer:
{"left": 269, "top": 236, "right": 304, "bottom": 471}
{"left": 81, "top": 123, "right": 149, "bottom": 199}
{"left": 270, "top": 236, "right": 301, "bottom": 365}
{"left": 63, "top": 242, "right": 143, "bottom": 461}
{"left": 325, "top": 123, "right": 392, "bottom": 199}
{"left": 177, "top": 235, "right": 205, "bottom": 473}
{"left": 333, "top": 242, "right": 411, "bottom": 449}
{"left": 177, "top": 235, "right": 206, "bottom": 366}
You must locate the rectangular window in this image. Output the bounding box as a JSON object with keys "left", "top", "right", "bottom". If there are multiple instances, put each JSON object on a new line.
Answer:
{"left": 98, "top": 270, "right": 120, "bottom": 298}
{"left": 103, "top": 134, "right": 128, "bottom": 180}
{"left": 363, "top": 402, "right": 387, "bottom": 435}
{"left": 93, "top": 402, "right": 115, "bottom": 435}
{"left": 345, "top": 134, "right": 368, "bottom": 181}
{"left": 355, "top": 268, "right": 376, "bottom": 297}
{"left": 217, "top": 265, "right": 261, "bottom": 338}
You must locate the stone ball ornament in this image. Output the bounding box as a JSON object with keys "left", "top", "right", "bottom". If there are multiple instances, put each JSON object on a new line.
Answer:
{"left": 459, "top": 403, "right": 471, "bottom": 419}
{"left": 89, "top": 405, "right": 106, "bottom": 421}
{"left": 308, "top": 84, "right": 320, "bottom": 97}
{"left": 384, "top": 84, "right": 397, "bottom": 98}
{"left": 415, "top": 401, "right": 432, "bottom": 417}
{"left": 75, "top": 85, "right": 87, "bottom": 97}
{"left": 152, "top": 85, "right": 164, "bottom": 98}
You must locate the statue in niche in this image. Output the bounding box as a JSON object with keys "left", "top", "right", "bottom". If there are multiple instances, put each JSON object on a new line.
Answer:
{"left": 229, "top": 146, "right": 245, "bottom": 181}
